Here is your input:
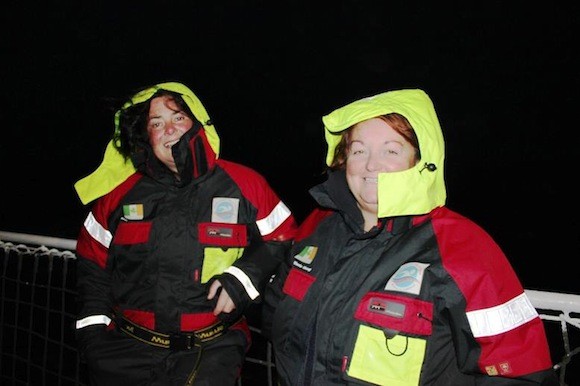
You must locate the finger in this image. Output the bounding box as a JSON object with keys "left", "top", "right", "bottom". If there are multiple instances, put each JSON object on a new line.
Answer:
{"left": 207, "top": 280, "right": 222, "bottom": 300}
{"left": 219, "top": 291, "right": 236, "bottom": 313}
{"left": 213, "top": 295, "right": 226, "bottom": 315}
{"left": 223, "top": 299, "right": 235, "bottom": 313}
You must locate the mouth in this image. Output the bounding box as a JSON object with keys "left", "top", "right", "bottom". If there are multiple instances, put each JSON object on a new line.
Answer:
{"left": 164, "top": 139, "right": 179, "bottom": 148}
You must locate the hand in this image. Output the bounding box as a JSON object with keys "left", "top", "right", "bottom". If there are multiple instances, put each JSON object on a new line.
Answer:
{"left": 207, "top": 279, "right": 236, "bottom": 316}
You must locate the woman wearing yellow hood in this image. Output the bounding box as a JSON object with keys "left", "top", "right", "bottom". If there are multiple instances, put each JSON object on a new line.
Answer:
{"left": 262, "top": 89, "right": 557, "bottom": 385}
{"left": 73, "top": 82, "right": 297, "bottom": 385}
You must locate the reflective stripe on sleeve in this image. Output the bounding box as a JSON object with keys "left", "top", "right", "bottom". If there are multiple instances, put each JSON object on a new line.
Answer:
{"left": 76, "top": 314, "right": 112, "bottom": 329}
{"left": 466, "top": 292, "right": 538, "bottom": 338}
{"left": 224, "top": 266, "right": 259, "bottom": 300}
{"left": 256, "top": 201, "right": 291, "bottom": 236}
{"left": 84, "top": 212, "right": 113, "bottom": 248}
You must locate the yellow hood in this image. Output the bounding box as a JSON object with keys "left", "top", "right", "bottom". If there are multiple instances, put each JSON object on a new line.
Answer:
{"left": 322, "top": 89, "right": 446, "bottom": 218}
{"left": 74, "top": 82, "right": 220, "bottom": 205}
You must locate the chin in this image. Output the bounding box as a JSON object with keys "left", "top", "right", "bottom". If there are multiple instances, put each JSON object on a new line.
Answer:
{"left": 361, "top": 196, "right": 378, "bottom": 205}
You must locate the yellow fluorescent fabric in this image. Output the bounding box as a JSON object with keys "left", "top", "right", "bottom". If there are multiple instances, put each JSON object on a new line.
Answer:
{"left": 321, "top": 89, "right": 446, "bottom": 217}
{"left": 74, "top": 82, "right": 221, "bottom": 205}
{"left": 348, "top": 325, "right": 425, "bottom": 386}
{"left": 74, "top": 140, "right": 136, "bottom": 205}
{"left": 201, "top": 247, "right": 243, "bottom": 283}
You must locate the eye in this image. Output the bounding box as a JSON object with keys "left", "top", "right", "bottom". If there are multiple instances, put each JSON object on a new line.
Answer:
{"left": 173, "top": 113, "right": 191, "bottom": 125}
{"left": 384, "top": 142, "right": 403, "bottom": 156}
{"left": 349, "top": 142, "right": 366, "bottom": 156}
{"left": 147, "top": 119, "right": 164, "bottom": 131}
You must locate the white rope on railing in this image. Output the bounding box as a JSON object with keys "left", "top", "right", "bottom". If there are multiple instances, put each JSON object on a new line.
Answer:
{"left": 525, "top": 289, "right": 580, "bottom": 383}
{"left": 526, "top": 289, "right": 580, "bottom": 329}
{"left": 0, "top": 230, "right": 77, "bottom": 252}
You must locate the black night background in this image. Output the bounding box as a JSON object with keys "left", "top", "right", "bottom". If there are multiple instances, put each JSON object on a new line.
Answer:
{"left": 1, "top": 3, "right": 578, "bottom": 296}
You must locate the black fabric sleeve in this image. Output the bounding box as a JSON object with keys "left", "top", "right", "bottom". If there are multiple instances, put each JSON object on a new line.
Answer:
{"left": 75, "top": 256, "right": 113, "bottom": 321}
{"left": 210, "top": 239, "right": 292, "bottom": 325}
{"left": 260, "top": 249, "right": 293, "bottom": 341}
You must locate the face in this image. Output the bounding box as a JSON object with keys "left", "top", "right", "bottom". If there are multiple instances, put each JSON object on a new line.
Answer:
{"left": 147, "top": 95, "right": 194, "bottom": 173}
{"left": 346, "top": 117, "right": 417, "bottom": 217}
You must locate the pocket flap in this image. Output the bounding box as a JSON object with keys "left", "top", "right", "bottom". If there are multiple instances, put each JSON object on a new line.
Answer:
{"left": 282, "top": 268, "right": 316, "bottom": 301}
{"left": 114, "top": 221, "right": 152, "bottom": 245}
{"left": 198, "top": 222, "right": 248, "bottom": 247}
{"left": 354, "top": 292, "right": 433, "bottom": 336}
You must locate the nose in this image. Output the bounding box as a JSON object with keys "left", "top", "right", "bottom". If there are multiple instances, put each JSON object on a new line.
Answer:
{"left": 366, "top": 152, "right": 383, "bottom": 171}
{"left": 164, "top": 121, "right": 177, "bottom": 135}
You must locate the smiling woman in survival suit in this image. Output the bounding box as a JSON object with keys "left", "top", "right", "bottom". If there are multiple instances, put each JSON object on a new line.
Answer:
{"left": 262, "top": 89, "right": 558, "bottom": 386}
{"left": 74, "top": 82, "right": 297, "bottom": 386}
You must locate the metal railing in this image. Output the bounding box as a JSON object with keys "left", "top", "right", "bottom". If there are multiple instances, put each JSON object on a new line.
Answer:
{"left": 1, "top": 231, "right": 578, "bottom": 385}
{"left": 525, "top": 289, "right": 580, "bottom": 386}
{"left": 0, "top": 231, "right": 275, "bottom": 386}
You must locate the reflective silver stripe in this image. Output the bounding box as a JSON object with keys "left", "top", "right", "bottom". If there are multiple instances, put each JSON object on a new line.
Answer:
{"left": 76, "top": 314, "right": 112, "bottom": 329}
{"left": 224, "top": 266, "right": 259, "bottom": 300}
{"left": 84, "top": 212, "right": 112, "bottom": 248}
{"left": 256, "top": 201, "right": 291, "bottom": 236}
{"left": 466, "top": 292, "right": 538, "bottom": 338}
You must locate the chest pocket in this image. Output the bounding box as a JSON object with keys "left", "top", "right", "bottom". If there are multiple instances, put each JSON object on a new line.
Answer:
{"left": 198, "top": 222, "right": 248, "bottom": 283}
{"left": 346, "top": 292, "right": 433, "bottom": 386}
{"left": 113, "top": 221, "right": 152, "bottom": 245}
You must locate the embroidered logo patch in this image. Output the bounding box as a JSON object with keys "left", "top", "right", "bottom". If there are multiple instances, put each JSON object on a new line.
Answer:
{"left": 384, "top": 262, "right": 430, "bottom": 295}
{"left": 485, "top": 365, "right": 499, "bottom": 376}
{"left": 498, "top": 362, "right": 512, "bottom": 375}
{"left": 212, "top": 197, "right": 239, "bottom": 224}
{"left": 206, "top": 226, "right": 233, "bottom": 238}
{"left": 295, "top": 246, "right": 318, "bottom": 264}
{"left": 123, "top": 204, "right": 144, "bottom": 220}
{"left": 368, "top": 297, "right": 406, "bottom": 318}
{"left": 292, "top": 246, "right": 318, "bottom": 272}
{"left": 485, "top": 362, "right": 513, "bottom": 376}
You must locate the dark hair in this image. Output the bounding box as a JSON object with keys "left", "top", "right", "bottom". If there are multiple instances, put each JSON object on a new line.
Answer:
{"left": 329, "top": 113, "right": 421, "bottom": 170}
{"left": 113, "top": 90, "right": 195, "bottom": 159}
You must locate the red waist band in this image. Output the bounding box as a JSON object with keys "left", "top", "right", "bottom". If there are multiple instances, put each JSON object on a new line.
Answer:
{"left": 122, "top": 309, "right": 219, "bottom": 331}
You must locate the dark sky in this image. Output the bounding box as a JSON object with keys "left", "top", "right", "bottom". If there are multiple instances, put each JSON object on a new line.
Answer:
{"left": 1, "top": 3, "right": 578, "bottom": 293}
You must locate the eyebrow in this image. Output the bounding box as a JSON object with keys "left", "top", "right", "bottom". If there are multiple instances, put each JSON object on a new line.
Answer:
{"left": 148, "top": 110, "right": 185, "bottom": 120}
{"left": 350, "top": 139, "right": 403, "bottom": 146}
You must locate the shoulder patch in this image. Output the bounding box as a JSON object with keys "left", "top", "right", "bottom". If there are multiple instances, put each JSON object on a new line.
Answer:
{"left": 384, "top": 262, "right": 430, "bottom": 295}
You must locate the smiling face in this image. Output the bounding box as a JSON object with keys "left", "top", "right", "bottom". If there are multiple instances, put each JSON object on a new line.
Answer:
{"left": 346, "top": 117, "right": 417, "bottom": 228}
{"left": 147, "top": 95, "right": 194, "bottom": 173}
